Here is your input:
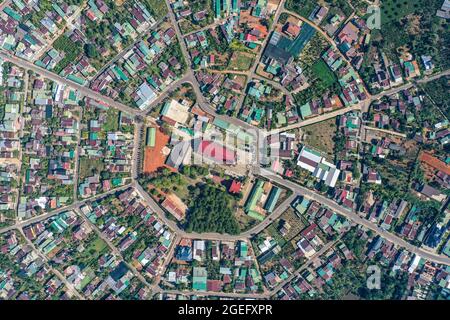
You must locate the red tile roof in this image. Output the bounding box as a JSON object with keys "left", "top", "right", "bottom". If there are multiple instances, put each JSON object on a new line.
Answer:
{"left": 229, "top": 180, "right": 242, "bottom": 194}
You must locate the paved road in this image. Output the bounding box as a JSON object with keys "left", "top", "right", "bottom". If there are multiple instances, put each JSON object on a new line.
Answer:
{"left": 0, "top": 183, "right": 134, "bottom": 235}
{"left": 89, "top": 18, "right": 164, "bottom": 83}
{"left": 270, "top": 239, "right": 339, "bottom": 295}
{"left": 0, "top": 50, "right": 142, "bottom": 117}
{"left": 74, "top": 207, "right": 153, "bottom": 289}
{"left": 362, "top": 125, "right": 407, "bottom": 138}
{"left": 257, "top": 167, "right": 450, "bottom": 266}
{"left": 18, "top": 228, "right": 85, "bottom": 299}
{"left": 234, "top": 0, "right": 287, "bottom": 112}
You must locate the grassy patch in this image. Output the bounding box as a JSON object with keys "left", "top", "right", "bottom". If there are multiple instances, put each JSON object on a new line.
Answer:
{"left": 381, "top": 0, "right": 422, "bottom": 23}
{"left": 103, "top": 109, "right": 119, "bottom": 131}
{"left": 142, "top": 0, "right": 168, "bottom": 19}
{"left": 311, "top": 59, "right": 337, "bottom": 88}
{"left": 52, "top": 35, "right": 82, "bottom": 74}
{"left": 303, "top": 118, "right": 337, "bottom": 159}
{"left": 78, "top": 158, "right": 105, "bottom": 180}
{"left": 421, "top": 77, "right": 450, "bottom": 119}
{"left": 228, "top": 52, "right": 254, "bottom": 71}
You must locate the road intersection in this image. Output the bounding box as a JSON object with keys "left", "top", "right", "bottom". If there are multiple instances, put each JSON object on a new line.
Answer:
{"left": 1, "top": 0, "right": 450, "bottom": 300}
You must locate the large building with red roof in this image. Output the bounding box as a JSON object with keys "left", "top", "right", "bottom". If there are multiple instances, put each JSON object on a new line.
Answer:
{"left": 196, "top": 140, "right": 237, "bottom": 165}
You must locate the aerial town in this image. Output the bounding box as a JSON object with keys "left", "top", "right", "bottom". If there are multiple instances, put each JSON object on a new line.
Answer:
{"left": 0, "top": 0, "right": 450, "bottom": 303}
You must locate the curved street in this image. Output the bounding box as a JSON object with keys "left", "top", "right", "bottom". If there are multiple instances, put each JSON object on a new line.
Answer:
{"left": 0, "top": 0, "right": 449, "bottom": 301}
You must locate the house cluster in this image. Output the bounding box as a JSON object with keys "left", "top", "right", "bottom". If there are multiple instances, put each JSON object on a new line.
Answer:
{"left": 79, "top": 187, "right": 174, "bottom": 282}
{"left": 436, "top": 0, "right": 450, "bottom": 20}
{"left": 0, "top": 230, "right": 72, "bottom": 300}
{"left": 78, "top": 102, "right": 134, "bottom": 199}
{"left": 251, "top": 195, "right": 352, "bottom": 289}
{"left": 35, "top": 28, "right": 96, "bottom": 85}
{"left": 165, "top": 239, "right": 262, "bottom": 293}
{"left": 366, "top": 234, "right": 450, "bottom": 299}
{"left": 19, "top": 79, "right": 81, "bottom": 219}
{"left": 318, "top": 7, "right": 345, "bottom": 37}
{"left": 322, "top": 47, "right": 367, "bottom": 106}
{"left": 147, "top": 97, "right": 254, "bottom": 176}
{"left": 171, "top": 0, "right": 210, "bottom": 24}
{"left": 332, "top": 178, "right": 358, "bottom": 210}
{"left": 213, "top": 0, "right": 240, "bottom": 19}
{"left": 91, "top": 25, "right": 182, "bottom": 110}
{"left": 238, "top": 80, "right": 291, "bottom": 128}
{"left": 336, "top": 17, "right": 371, "bottom": 70}
{"left": 285, "top": 47, "right": 362, "bottom": 121}
{"left": 22, "top": 210, "right": 148, "bottom": 299}
{"left": 369, "top": 50, "right": 424, "bottom": 92}
{"left": 0, "top": 0, "right": 79, "bottom": 61}
{"left": 336, "top": 111, "right": 361, "bottom": 159}
{"left": 214, "top": 0, "right": 279, "bottom": 32}
{"left": 427, "top": 120, "right": 450, "bottom": 146}
{"left": 370, "top": 88, "right": 425, "bottom": 133}
{"left": 277, "top": 244, "right": 351, "bottom": 299}
{"left": 0, "top": 61, "right": 23, "bottom": 225}
{"left": 262, "top": 22, "right": 316, "bottom": 86}
{"left": 419, "top": 151, "right": 450, "bottom": 192}
{"left": 265, "top": 131, "right": 296, "bottom": 175}
{"left": 196, "top": 71, "right": 244, "bottom": 114}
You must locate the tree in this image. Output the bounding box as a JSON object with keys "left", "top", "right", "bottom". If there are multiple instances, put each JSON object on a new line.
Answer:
{"left": 84, "top": 43, "right": 99, "bottom": 59}
{"left": 185, "top": 184, "right": 240, "bottom": 235}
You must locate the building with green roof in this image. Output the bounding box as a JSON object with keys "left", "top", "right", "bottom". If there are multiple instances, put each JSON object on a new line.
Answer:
{"left": 299, "top": 103, "right": 312, "bottom": 119}
{"left": 244, "top": 180, "right": 264, "bottom": 213}
{"left": 264, "top": 186, "right": 281, "bottom": 213}
{"left": 192, "top": 267, "right": 207, "bottom": 291}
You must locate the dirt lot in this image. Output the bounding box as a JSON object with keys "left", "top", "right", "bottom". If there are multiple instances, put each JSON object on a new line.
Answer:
{"left": 142, "top": 126, "right": 171, "bottom": 173}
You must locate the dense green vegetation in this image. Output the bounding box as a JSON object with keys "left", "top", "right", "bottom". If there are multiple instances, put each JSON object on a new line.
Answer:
{"left": 286, "top": 0, "right": 353, "bottom": 19}
{"left": 378, "top": 0, "right": 449, "bottom": 69}
{"left": 185, "top": 184, "right": 240, "bottom": 235}
{"left": 318, "top": 228, "right": 409, "bottom": 300}
{"left": 142, "top": 0, "right": 168, "bottom": 19}
{"left": 311, "top": 59, "right": 338, "bottom": 88}
{"left": 421, "top": 76, "right": 450, "bottom": 119}
{"left": 53, "top": 35, "right": 82, "bottom": 74}
{"left": 381, "top": 0, "right": 423, "bottom": 23}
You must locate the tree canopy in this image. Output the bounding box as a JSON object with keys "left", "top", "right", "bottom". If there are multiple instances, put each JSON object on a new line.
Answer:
{"left": 185, "top": 184, "right": 240, "bottom": 235}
